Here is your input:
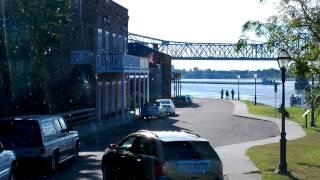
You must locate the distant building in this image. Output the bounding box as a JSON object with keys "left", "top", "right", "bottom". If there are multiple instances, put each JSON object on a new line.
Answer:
{"left": 128, "top": 43, "right": 172, "bottom": 102}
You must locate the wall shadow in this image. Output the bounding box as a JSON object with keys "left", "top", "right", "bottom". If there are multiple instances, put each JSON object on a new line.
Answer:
{"left": 175, "top": 103, "right": 201, "bottom": 109}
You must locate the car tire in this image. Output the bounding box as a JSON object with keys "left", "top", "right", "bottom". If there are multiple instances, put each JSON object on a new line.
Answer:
{"left": 73, "top": 143, "right": 79, "bottom": 161}
{"left": 48, "top": 153, "right": 58, "bottom": 174}
{"left": 9, "top": 162, "right": 17, "bottom": 180}
{"left": 102, "top": 166, "right": 112, "bottom": 180}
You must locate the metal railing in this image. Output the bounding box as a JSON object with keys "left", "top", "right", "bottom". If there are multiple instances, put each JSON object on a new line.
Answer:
{"left": 97, "top": 55, "right": 149, "bottom": 72}
{"left": 58, "top": 108, "right": 95, "bottom": 126}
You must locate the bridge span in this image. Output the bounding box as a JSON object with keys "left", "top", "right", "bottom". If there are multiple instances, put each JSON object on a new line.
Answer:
{"left": 128, "top": 33, "right": 279, "bottom": 61}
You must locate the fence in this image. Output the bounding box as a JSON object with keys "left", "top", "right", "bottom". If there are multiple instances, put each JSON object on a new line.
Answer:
{"left": 58, "top": 108, "right": 95, "bottom": 126}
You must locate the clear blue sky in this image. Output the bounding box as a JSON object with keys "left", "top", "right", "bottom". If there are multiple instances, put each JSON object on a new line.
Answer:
{"left": 114, "top": 0, "right": 280, "bottom": 70}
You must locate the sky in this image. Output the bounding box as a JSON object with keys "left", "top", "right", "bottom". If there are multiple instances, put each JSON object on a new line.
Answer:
{"left": 114, "top": 0, "right": 281, "bottom": 71}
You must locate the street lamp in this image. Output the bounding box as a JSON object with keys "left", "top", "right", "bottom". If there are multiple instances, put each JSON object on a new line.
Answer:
{"left": 254, "top": 74, "right": 257, "bottom": 105}
{"left": 277, "top": 49, "right": 290, "bottom": 174}
{"left": 237, "top": 75, "right": 240, "bottom": 100}
{"left": 311, "top": 74, "right": 315, "bottom": 127}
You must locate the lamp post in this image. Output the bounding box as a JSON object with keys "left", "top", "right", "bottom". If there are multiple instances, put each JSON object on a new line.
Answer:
{"left": 237, "top": 75, "right": 240, "bottom": 100}
{"left": 277, "top": 49, "right": 290, "bottom": 174}
{"left": 254, "top": 74, "right": 257, "bottom": 105}
{"left": 311, "top": 75, "right": 315, "bottom": 127}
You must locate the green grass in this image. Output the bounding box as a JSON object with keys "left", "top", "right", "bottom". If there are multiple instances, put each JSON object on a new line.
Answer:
{"left": 243, "top": 101, "right": 320, "bottom": 180}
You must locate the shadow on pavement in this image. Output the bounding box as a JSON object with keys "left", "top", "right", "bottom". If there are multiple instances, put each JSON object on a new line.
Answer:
{"left": 80, "top": 116, "right": 192, "bottom": 151}
{"left": 175, "top": 103, "right": 201, "bottom": 109}
{"left": 50, "top": 153, "right": 103, "bottom": 180}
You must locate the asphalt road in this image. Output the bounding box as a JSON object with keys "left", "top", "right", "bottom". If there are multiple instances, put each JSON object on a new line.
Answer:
{"left": 26, "top": 99, "right": 278, "bottom": 180}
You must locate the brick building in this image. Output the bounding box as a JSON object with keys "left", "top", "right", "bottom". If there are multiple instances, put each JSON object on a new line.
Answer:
{"left": 0, "top": 0, "right": 149, "bottom": 120}
{"left": 128, "top": 43, "right": 172, "bottom": 102}
{"left": 71, "top": 0, "right": 149, "bottom": 120}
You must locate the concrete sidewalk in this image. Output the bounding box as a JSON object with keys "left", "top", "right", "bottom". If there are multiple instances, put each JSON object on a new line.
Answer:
{"left": 216, "top": 100, "right": 306, "bottom": 180}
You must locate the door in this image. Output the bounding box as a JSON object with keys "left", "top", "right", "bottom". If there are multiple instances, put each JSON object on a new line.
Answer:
{"left": 0, "top": 150, "right": 10, "bottom": 179}
{"left": 58, "top": 117, "right": 75, "bottom": 155}
{"left": 115, "top": 136, "right": 138, "bottom": 180}
{"left": 129, "top": 137, "right": 158, "bottom": 180}
{"left": 50, "top": 118, "right": 67, "bottom": 160}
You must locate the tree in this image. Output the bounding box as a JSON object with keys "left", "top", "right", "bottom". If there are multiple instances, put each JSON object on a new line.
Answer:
{"left": 238, "top": 0, "right": 320, "bottom": 120}
{"left": 0, "top": 0, "right": 71, "bottom": 112}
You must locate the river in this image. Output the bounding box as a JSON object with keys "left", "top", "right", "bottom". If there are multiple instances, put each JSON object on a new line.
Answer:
{"left": 171, "top": 79, "right": 306, "bottom": 107}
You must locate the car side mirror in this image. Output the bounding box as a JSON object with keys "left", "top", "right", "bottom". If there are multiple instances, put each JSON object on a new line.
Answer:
{"left": 108, "top": 144, "right": 118, "bottom": 150}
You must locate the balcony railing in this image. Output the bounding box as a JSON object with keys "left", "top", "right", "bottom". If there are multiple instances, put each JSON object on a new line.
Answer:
{"left": 96, "top": 55, "right": 149, "bottom": 73}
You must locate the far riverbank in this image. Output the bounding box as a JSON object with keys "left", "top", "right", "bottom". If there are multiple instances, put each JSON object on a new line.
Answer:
{"left": 172, "top": 79, "right": 305, "bottom": 108}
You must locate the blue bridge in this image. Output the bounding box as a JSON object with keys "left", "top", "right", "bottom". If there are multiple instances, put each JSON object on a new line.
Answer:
{"left": 128, "top": 33, "right": 279, "bottom": 61}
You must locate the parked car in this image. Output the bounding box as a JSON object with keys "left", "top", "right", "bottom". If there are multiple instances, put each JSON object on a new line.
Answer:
{"left": 141, "top": 103, "right": 166, "bottom": 119}
{"left": 101, "top": 130, "right": 223, "bottom": 180}
{"left": 0, "top": 141, "right": 18, "bottom": 180}
{"left": 0, "top": 115, "right": 80, "bottom": 174}
{"left": 185, "top": 95, "right": 193, "bottom": 104}
{"left": 156, "top": 99, "right": 176, "bottom": 115}
{"left": 173, "top": 95, "right": 190, "bottom": 106}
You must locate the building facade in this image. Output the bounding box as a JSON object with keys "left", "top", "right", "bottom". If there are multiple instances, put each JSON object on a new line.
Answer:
{"left": 0, "top": 0, "right": 149, "bottom": 120}
{"left": 71, "top": 0, "right": 149, "bottom": 120}
{"left": 128, "top": 43, "right": 172, "bottom": 102}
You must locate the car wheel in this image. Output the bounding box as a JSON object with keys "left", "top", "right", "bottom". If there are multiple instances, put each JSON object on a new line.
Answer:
{"left": 48, "top": 153, "right": 58, "bottom": 174}
{"left": 102, "top": 166, "right": 112, "bottom": 180}
{"left": 73, "top": 144, "right": 79, "bottom": 161}
{"left": 9, "top": 162, "right": 17, "bottom": 180}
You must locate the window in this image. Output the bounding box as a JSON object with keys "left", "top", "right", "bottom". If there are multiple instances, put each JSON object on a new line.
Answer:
{"left": 118, "top": 136, "right": 136, "bottom": 152}
{"left": 53, "top": 118, "right": 62, "bottom": 132}
{"left": 58, "top": 118, "right": 68, "bottom": 130}
{"left": 41, "top": 120, "right": 57, "bottom": 137}
{"left": 131, "top": 137, "right": 156, "bottom": 156}
{"left": 0, "top": 121, "right": 42, "bottom": 147}
{"left": 162, "top": 141, "right": 219, "bottom": 160}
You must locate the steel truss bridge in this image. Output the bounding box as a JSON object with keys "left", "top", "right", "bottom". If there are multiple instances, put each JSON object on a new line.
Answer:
{"left": 128, "top": 33, "right": 280, "bottom": 61}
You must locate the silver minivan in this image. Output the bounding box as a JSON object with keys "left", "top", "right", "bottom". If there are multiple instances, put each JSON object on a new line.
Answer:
{"left": 0, "top": 141, "right": 17, "bottom": 180}
{"left": 0, "top": 115, "right": 80, "bottom": 174}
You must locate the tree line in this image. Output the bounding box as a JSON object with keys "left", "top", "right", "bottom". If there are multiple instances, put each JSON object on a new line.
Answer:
{"left": 176, "top": 67, "right": 293, "bottom": 79}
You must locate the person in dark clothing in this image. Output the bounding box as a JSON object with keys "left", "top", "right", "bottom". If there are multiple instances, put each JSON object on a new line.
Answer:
{"left": 231, "top": 89, "right": 235, "bottom": 100}
{"left": 220, "top": 89, "right": 224, "bottom": 99}
{"left": 226, "top": 90, "right": 229, "bottom": 100}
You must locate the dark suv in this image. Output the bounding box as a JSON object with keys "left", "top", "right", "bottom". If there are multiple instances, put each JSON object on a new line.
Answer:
{"left": 101, "top": 130, "right": 223, "bottom": 180}
{"left": 0, "top": 115, "right": 80, "bottom": 173}
{"left": 173, "top": 95, "right": 190, "bottom": 106}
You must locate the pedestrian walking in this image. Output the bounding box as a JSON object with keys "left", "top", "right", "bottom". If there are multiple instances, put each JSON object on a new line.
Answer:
{"left": 220, "top": 89, "right": 224, "bottom": 99}
{"left": 231, "top": 89, "right": 235, "bottom": 100}
{"left": 226, "top": 90, "right": 229, "bottom": 100}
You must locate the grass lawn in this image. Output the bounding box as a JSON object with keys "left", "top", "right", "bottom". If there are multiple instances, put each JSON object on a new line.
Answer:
{"left": 243, "top": 101, "right": 320, "bottom": 180}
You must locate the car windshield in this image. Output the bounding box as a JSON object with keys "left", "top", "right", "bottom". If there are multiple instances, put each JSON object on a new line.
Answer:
{"left": 162, "top": 141, "right": 219, "bottom": 160}
{"left": 0, "top": 121, "right": 42, "bottom": 148}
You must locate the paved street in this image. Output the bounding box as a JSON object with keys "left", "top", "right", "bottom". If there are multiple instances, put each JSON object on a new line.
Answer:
{"left": 32, "top": 98, "right": 278, "bottom": 179}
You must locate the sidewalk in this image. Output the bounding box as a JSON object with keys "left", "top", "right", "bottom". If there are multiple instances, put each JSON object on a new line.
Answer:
{"left": 216, "top": 100, "right": 306, "bottom": 180}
